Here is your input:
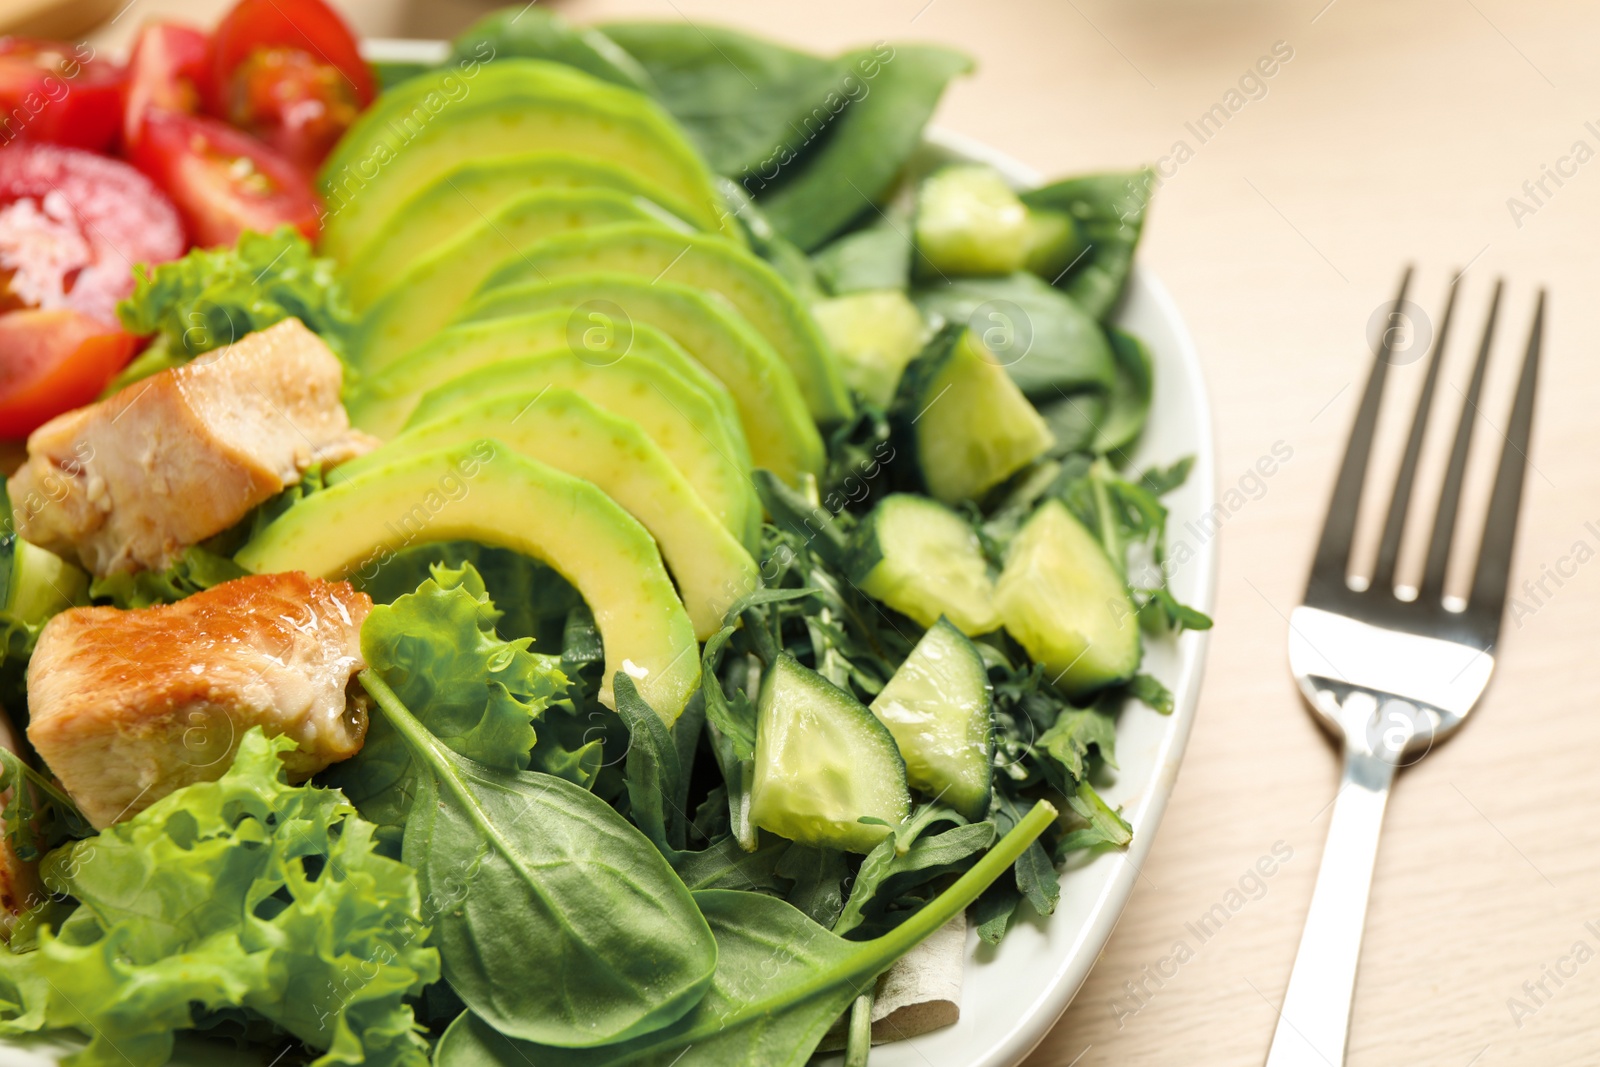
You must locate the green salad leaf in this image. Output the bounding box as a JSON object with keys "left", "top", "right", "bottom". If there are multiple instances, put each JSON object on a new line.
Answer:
{"left": 324, "top": 562, "right": 570, "bottom": 830}
{"left": 359, "top": 671, "right": 717, "bottom": 1048}
{"left": 0, "top": 729, "right": 438, "bottom": 1067}
{"left": 432, "top": 800, "right": 1057, "bottom": 1067}
{"left": 113, "top": 227, "right": 355, "bottom": 389}
{"left": 1022, "top": 170, "right": 1155, "bottom": 321}
{"left": 87, "top": 545, "right": 247, "bottom": 610}
{"left": 453, "top": 8, "right": 655, "bottom": 93}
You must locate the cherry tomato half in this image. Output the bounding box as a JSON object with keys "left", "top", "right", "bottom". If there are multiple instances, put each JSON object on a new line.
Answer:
{"left": 123, "top": 23, "right": 210, "bottom": 151}
{"left": 130, "top": 109, "right": 320, "bottom": 248}
{"left": 0, "top": 142, "right": 185, "bottom": 325}
{"left": 207, "top": 0, "right": 373, "bottom": 169}
{"left": 0, "top": 308, "right": 138, "bottom": 438}
{"left": 0, "top": 38, "right": 127, "bottom": 153}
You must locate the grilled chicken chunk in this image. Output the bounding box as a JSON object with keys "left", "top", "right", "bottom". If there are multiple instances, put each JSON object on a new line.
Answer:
{"left": 27, "top": 572, "right": 371, "bottom": 828}
{"left": 8, "top": 318, "right": 375, "bottom": 577}
{"left": 0, "top": 707, "right": 43, "bottom": 936}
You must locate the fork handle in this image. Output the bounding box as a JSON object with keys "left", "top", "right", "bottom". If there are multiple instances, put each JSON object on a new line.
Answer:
{"left": 1264, "top": 746, "right": 1397, "bottom": 1066}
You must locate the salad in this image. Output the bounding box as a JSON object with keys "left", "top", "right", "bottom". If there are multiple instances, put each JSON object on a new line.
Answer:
{"left": 0, "top": 4, "right": 1210, "bottom": 1066}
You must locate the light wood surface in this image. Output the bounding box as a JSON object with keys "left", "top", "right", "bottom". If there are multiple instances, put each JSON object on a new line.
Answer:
{"left": 67, "top": 1, "right": 1600, "bottom": 1063}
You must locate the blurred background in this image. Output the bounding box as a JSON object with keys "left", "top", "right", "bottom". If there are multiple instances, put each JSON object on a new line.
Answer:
{"left": 6, "top": 1, "right": 1598, "bottom": 1063}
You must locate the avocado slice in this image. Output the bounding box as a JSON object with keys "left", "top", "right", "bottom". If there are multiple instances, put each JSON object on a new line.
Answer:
{"left": 341, "top": 153, "right": 727, "bottom": 312}
{"left": 332, "top": 390, "right": 758, "bottom": 639}
{"left": 463, "top": 273, "right": 822, "bottom": 480}
{"left": 318, "top": 60, "right": 730, "bottom": 265}
{"left": 345, "top": 313, "right": 759, "bottom": 549}
{"left": 478, "top": 224, "right": 853, "bottom": 422}
{"left": 349, "top": 194, "right": 673, "bottom": 371}
{"left": 236, "top": 442, "right": 701, "bottom": 722}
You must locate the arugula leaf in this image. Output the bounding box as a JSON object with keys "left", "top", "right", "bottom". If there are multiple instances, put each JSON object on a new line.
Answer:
{"left": 675, "top": 837, "right": 790, "bottom": 894}
{"left": 775, "top": 844, "right": 851, "bottom": 928}
{"left": 324, "top": 562, "right": 568, "bottom": 830}
{"left": 113, "top": 228, "right": 355, "bottom": 388}
{"left": 834, "top": 816, "right": 995, "bottom": 937}
{"left": 1059, "top": 781, "right": 1134, "bottom": 854}
{"left": 995, "top": 791, "right": 1060, "bottom": 919}
{"left": 1021, "top": 169, "right": 1155, "bottom": 320}
{"left": 361, "top": 672, "right": 716, "bottom": 1048}
{"left": 433, "top": 801, "right": 1058, "bottom": 1067}
{"left": 0, "top": 729, "right": 437, "bottom": 1067}
{"left": 1036, "top": 705, "right": 1119, "bottom": 781}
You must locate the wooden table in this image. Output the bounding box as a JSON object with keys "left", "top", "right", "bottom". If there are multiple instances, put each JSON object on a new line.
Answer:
{"left": 68, "top": 1, "right": 1600, "bottom": 1063}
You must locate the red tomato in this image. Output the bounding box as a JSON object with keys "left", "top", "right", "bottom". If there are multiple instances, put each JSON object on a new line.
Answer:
{"left": 123, "top": 23, "right": 210, "bottom": 150}
{"left": 207, "top": 0, "right": 373, "bottom": 169}
{"left": 0, "top": 142, "right": 185, "bottom": 325}
{"left": 0, "top": 309, "right": 137, "bottom": 438}
{"left": 0, "top": 38, "right": 126, "bottom": 153}
{"left": 129, "top": 109, "right": 320, "bottom": 247}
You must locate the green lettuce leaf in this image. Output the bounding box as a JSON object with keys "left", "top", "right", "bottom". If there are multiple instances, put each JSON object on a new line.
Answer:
{"left": 325, "top": 562, "right": 570, "bottom": 829}
{"left": 113, "top": 227, "right": 355, "bottom": 389}
{"left": 0, "top": 729, "right": 439, "bottom": 1067}
{"left": 87, "top": 545, "right": 248, "bottom": 610}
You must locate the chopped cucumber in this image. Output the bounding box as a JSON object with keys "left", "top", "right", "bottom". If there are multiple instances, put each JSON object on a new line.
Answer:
{"left": 749, "top": 654, "right": 911, "bottom": 854}
{"left": 1022, "top": 208, "right": 1087, "bottom": 281}
{"left": 870, "top": 619, "right": 993, "bottom": 820}
{"left": 914, "top": 164, "right": 1030, "bottom": 276}
{"left": 6, "top": 538, "right": 87, "bottom": 623}
{"left": 851, "top": 494, "right": 999, "bottom": 636}
{"left": 995, "top": 500, "right": 1140, "bottom": 697}
{"left": 897, "top": 327, "right": 1054, "bottom": 505}
{"left": 810, "top": 290, "right": 928, "bottom": 407}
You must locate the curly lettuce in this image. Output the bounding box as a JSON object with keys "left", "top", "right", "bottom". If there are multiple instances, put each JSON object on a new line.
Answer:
{"left": 112, "top": 227, "right": 355, "bottom": 389}
{"left": 0, "top": 730, "right": 439, "bottom": 1067}
{"left": 324, "top": 562, "right": 575, "bottom": 831}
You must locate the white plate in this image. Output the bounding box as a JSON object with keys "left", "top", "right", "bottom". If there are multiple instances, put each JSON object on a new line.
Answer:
{"left": 0, "top": 46, "right": 1216, "bottom": 1067}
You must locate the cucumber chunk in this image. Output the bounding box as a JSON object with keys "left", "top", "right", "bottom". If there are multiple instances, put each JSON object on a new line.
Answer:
{"left": 810, "top": 290, "right": 928, "bottom": 408}
{"left": 749, "top": 654, "right": 911, "bottom": 854}
{"left": 851, "top": 494, "right": 999, "bottom": 636}
{"left": 914, "top": 164, "right": 1030, "bottom": 276}
{"left": 2, "top": 534, "right": 86, "bottom": 624}
{"left": 898, "top": 327, "right": 1054, "bottom": 505}
{"left": 1022, "top": 208, "right": 1087, "bottom": 281}
{"left": 995, "top": 500, "right": 1140, "bottom": 697}
{"left": 870, "top": 619, "right": 993, "bottom": 820}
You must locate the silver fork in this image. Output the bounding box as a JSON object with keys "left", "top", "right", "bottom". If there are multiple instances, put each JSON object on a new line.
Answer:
{"left": 1263, "top": 269, "right": 1544, "bottom": 1066}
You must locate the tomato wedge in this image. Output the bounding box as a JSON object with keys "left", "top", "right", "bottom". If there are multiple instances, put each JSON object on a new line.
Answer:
{"left": 0, "top": 38, "right": 127, "bottom": 153}
{"left": 129, "top": 110, "right": 320, "bottom": 247}
{"left": 0, "top": 142, "right": 185, "bottom": 325}
{"left": 207, "top": 0, "right": 374, "bottom": 169}
{"left": 0, "top": 309, "right": 137, "bottom": 438}
{"left": 123, "top": 23, "right": 210, "bottom": 150}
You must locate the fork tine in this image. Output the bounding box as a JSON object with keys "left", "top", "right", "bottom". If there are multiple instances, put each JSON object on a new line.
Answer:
{"left": 1418, "top": 280, "right": 1503, "bottom": 600}
{"left": 1466, "top": 290, "right": 1545, "bottom": 632}
{"left": 1307, "top": 267, "right": 1412, "bottom": 593}
{"left": 1371, "top": 273, "right": 1461, "bottom": 592}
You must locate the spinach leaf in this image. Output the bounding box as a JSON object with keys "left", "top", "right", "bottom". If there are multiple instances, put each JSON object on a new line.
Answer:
{"left": 811, "top": 206, "right": 915, "bottom": 295}
{"left": 1093, "top": 325, "right": 1154, "bottom": 458}
{"left": 615, "top": 673, "right": 685, "bottom": 854}
{"left": 1021, "top": 169, "right": 1154, "bottom": 320}
{"left": 453, "top": 8, "right": 655, "bottom": 92}
{"left": 433, "top": 800, "right": 1057, "bottom": 1067}
{"left": 759, "top": 45, "right": 973, "bottom": 250}
{"left": 913, "top": 271, "right": 1117, "bottom": 398}
{"left": 603, "top": 21, "right": 845, "bottom": 178}
{"left": 1035, "top": 391, "right": 1109, "bottom": 456}
{"left": 361, "top": 672, "right": 717, "bottom": 1048}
